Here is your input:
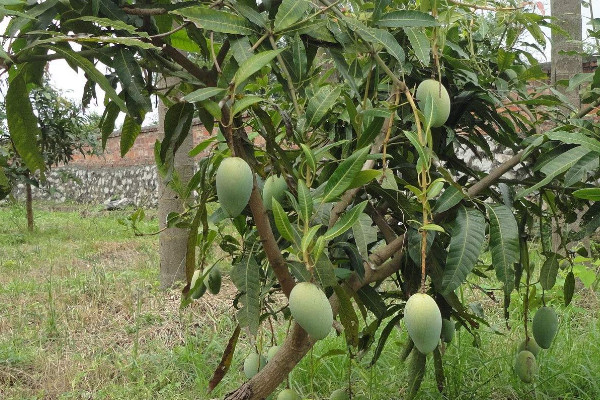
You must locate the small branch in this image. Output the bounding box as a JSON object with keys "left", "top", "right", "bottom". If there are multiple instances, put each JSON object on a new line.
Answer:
{"left": 446, "top": 0, "right": 524, "bottom": 12}
{"left": 210, "top": 32, "right": 222, "bottom": 74}
{"left": 466, "top": 151, "right": 523, "bottom": 197}
{"left": 122, "top": 6, "right": 169, "bottom": 16}
{"left": 150, "top": 22, "right": 189, "bottom": 40}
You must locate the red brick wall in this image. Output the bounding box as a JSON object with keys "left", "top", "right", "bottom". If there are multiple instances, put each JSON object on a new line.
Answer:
{"left": 70, "top": 121, "right": 214, "bottom": 167}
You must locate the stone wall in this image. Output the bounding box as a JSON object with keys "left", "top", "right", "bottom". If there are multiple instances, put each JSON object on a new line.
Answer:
{"left": 14, "top": 121, "right": 214, "bottom": 207}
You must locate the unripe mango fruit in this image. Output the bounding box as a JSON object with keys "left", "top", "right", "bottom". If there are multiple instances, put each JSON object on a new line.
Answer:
{"left": 263, "top": 175, "right": 288, "bottom": 210}
{"left": 207, "top": 266, "right": 221, "bottom": 295}
{"left": 404, "top": 293, "right": 442, "bottom": 354}
{"left": 277, "top": 389, "right": 301, "bottom": 400}
{"left": 216, "top": 157, "right": 254, "bottom": 217}
{"left": 441, "top": 318, "right": 454, "bottom": 343}
{"left": 518, "top": 337, "right": 541, "bottom": 359}
{"left": 243, "top": 353, "right": 266, "bottom": 379}
{"left": 532, "top": 306, "right": 558, "bottom": 349}
{"left": 289, "top": 282, "right": 333, "bottom": 340}
{"left": 415, "top": 79, "right": 451, "bottom": 128}
{"left": 515, "top": 350, "right": 537, "bottom": 383}
{"left": 266, "top": 345, "right": 280, "bottom": 362}
{"left": 329, "top": 389, "right": 349, "bottom": 400}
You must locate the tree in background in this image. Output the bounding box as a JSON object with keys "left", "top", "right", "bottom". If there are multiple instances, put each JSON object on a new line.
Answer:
{"left": 0, "top": 80, "right": 99, "bottom": 230}
{"left": 2, "top": 1, "right": 600, "bottom": 399}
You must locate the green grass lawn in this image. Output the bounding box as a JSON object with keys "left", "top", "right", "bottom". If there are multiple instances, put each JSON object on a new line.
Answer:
{"left": 1, "top": 201, "right": 599, "bottom": 399}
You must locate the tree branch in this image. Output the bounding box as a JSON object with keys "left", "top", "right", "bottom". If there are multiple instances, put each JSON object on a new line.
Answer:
{"left": 466, "top": 151, "right": 523, "bottom": 197}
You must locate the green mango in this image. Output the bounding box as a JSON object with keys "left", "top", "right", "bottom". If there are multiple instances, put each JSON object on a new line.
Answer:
{"left": 207, "top": 266, "right": 222, "bottom": 294}
{"left": 404, "top": 293, "right": 442, "bottom": 354}
{"left": 289, "top": 282, "right": 333, "bottom": 340}
{"left": 415, "top": 79, "right": 451, "bottom": 128}
{"left": 329, "top": 389, "right": 349, "bottom": 400}
{"left": 518, "top": 337, "right": 541, "bottom": 358}
{"left": 243, "top": 353, "right": 266, "bottom": 379}
{"left": 277, "top": 389, "right": 301, "bottom": 400}
{"left": 514, "top": 350, "right": 537, "bottom": 383}
{"left": 532, "top": 306, "right": 558, "bottom": 349}
{"left": 216, "top": 157, "right": 254, "bottom": 218}
{"left": 263, "top": 175, "right": 288, "bottom": 210}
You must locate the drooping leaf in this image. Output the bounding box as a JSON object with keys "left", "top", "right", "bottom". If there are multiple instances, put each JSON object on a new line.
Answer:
{"left": 274, "top": 0, "right": 311, "bottom": 32}
{"left": 441, "top": 206, "right": 486, "bottom": 295}
{"left": 314, "top": 252, "right": 337, "bottom": 288}
{"left": 234, "top": 48, "right": 284, "bottom": 86}
{"left": 230, "top": 256, "right": 261, "bottom": 335}
{"left": 305, "top": 86, "right": 342, "bottom": 128}
{"left": 377, "top": 10, "right": 438, "bottom": 28}
{"left": 323, "top": 201, "right": 368, "bottom": 241}
{"left": 321, "top": 146, "right": 370, "bottom": 202}
{"left": 404, "top": 28, "right": 430, "bottom": 66}
{"left": 113, "top": 48, "right": 151, "bottom": 113}
{"left": 539, "top": 252, "right": 559, "bottom": 290}
{"left": 564, "top": 152, "right": 599, "bottom": 187}
{"left": 333, "top": 285, "right": 359, "bottom": 347}
{"left": 486, "top": 204, "right": 519, "bottom": 294}
{"left": 352, "top": 213, "right": 378, "bottom": 260}
{"left": 516, "top": 146, "right": 591, "bottom": 199}
{"left": 45, "top": 45, "right": 127, "bottom": 112}
{"left": 208, "top": 325, "right": 241, "bottom": 393}
{"left": 172, "top": 7, "right": 256, "bottom": 35}
{"left": 573, "top": 188, "right": 600, "bottom": 201}
{"left": 159, "top": 102, "right": 195, "bottom": 168}
{"left": 370, "top": 312, "right": 403, "bottom": 366}
{"left": 356, "top": 285, "right": 386, "bottom": 319}
{"left": 120, "top": 115, "right": 142, "bottom": 157}
{"left": 564, "top": 271, "right": 575, "bottom": 306}
{"left": 6, "top": 74, "right": 45, "bottom": 174}
{"left": 100, "top": 100, "right": 120, "bottom": 149}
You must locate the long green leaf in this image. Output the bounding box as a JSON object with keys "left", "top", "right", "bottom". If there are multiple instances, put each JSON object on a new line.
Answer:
{"left": 441, "top": 206, "right": 486, "bottom": 295}
{"left": 6, "top": 75, "right": 45, "bottom": 174}
{"left": 272, "top": 198, "right": 299, "bottom": 247}
{"left": 160, "top": 102, "right": 195, "bottom": 166}
{"left": 564, "top": 152, "right": 599, "bottom": 187}
{"left": 234, "top": 49, "right": 284, "bottom": 87}
{"left": 333, "top": 285, "right": 359, "bottom": 347}
{"left": 297, "top": 179, "right": 313, "bottom": 223}
{"left": 113, "top": 48, "right": 150, "bottom": 112}
{"left": 323, "top": 201, "right": 368, "bottom": 241}
{"left": 120, "top": 115, "right": 142, "bottom": 157}
{"left": 376, "top": 11, "right": 438, "bottom": 28}
{"left": 45, "top": 45, "right": 127, "bottom": 112}
{"left": 573, "top": 188, "right": 600, "bottom": 201}
{"left": 345, "top": 19, "right": 405, "bottom": 64}
{"left": 404, "top": 28, "right": 430, "bottom": 66}
{"left": 433, "top": 186, "right": 465, "bottom": 213}
{"left": 486, "top": 204, "right": 519, "bottom": 294}
{"left": 305, "top": 86, "right": 342, "bottom": 128}
{"left": 172, "top": 7, "right": 256, "bottom": 35}
{"left": 322, "top": 146, "right": 370, "bottom": 202}
{"left": 230, "top": 256, "right": 261, "bottom": 335}
{"left": 274, "top": 0, "right": 311, "bottom": 32}
{"left": 232, "top": 96, "right": 262, "bottom": 115}
{"left": 352, "top": 213, "right": 377, "bottom": 260}
{"left": 539, "top": 252, "right": 559, "bottom": 290}
{"left": 183, "top": 87, "right": 226, "bottom": 103}
{"left": 314, "top": 253, "right": 337, "bottom": 288}
{"left": 545, "top": 131, "right": 600, "bottom": 154}
{"left": 516, "top": 146, "right": 590, "bottom": 199}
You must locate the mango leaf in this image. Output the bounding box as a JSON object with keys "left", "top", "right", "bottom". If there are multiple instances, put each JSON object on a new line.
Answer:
{"left": 120, "top": 115, "right": 142, "bottom": 157}
{"left": 45, "top": 45, "right": 127, "bottom": 112}
{"left": 486, "top": 204, "right": 519, "bottom": 294}
{"left": 345, "top": 19, "right": 405, "bottom": 64}
{"left": 272, "top": 198, "right": 300, "bottom": 247}
{"left": 573, "top": 188, "right": 600, "bottom": 201}
{"left": 380, "top": 168, "right": 398, "bottom": 191}
{"left": 334, "top": 285, "right": 359, "bottom": 347}
{"left": 564, "top": 152, "right": 599, "bottom": 187}
{"left": 100, "top": 101, "right": 120, "bottom": 149}
{"left": 314, "top": 253, "right": 337, "bottom": 288}
{"left": 172, "top": 7, "right": 256, "bottom": 35}
{"left": 323, "top": 201, "right": 368, "bottom": 241}
{"left": 404, "top": 28, "right": 430, "bottom": 66}
{"left": 370, "top": 312, "right": 403, "bottom": 366}
{"left": 301, "top": 224, "right": 321, "bottom": 253}
{"left": 305, "top": 86, "right": 342, "bottom": 128}
{"left": 300, "top": 144, "right": 317, "bottom": 174}
{"left": 348, "top": 169, "right": 382, "bottom": 189}
{"left": 297, "top": 179, "right": 313, "bottom": 223}
{"left": 356, "top": 285, "right": 386, "bottom": 319}
{"left": 564, "top": 271, "right": 575, "bottom": 306}
{"left": 113, "top": 48, "right": 151, "bottom": 113}
{"left": 274, "top": 0, "right": 311, "bottom": 32}
{"left": 234, "top": 49, "right": 284, "bottom": 87}
{"left": 346, "top": 18, "right": 405, "bottom": 64}
{"left": 207, "top": 325, "right": 240, "bottom": 393}
{"left": 352, "top": 213, "right": 378, "bottom": 260}
{"left": 539, "top": 252, "right": 559, "bottom": 290}
{"left": 183, "top": 87, "right": 226, "bottom": 103}
{"left": 441, "top": 206, "right": 486, "bottom": 295}
{"left": 6, "top": 74, "right": 45, "bottom": 174}
{"left": 232, "top": 96, "right": 263, "bottom": 115}
{"left": 321, "top": 146, "right": 370, "bottom": 202}
{"left": 516, "top": 146, "right": 591, "bottom": 199}
{"left": 376, "top": 10, "right": 438, "bottom": 28}
{"left": 545, "top": 131, "right": 600, "bottom": 154}
{"left": 230, "top": 256, "right": 261, "bottom": 335}
{"left": 159, "top": 102, "right": 195, "bottom": 166}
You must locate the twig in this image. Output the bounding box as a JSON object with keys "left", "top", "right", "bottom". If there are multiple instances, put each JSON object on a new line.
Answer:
{"left": 268, "top": 34, "right": 301, "bottom": 116}
{"left": 446, "top": 0, "right": 524, "bottom": 12}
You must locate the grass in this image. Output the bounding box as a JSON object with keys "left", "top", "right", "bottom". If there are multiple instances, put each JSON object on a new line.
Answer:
{"left": 1, "top": 201, "right": 599, "bottom": 399}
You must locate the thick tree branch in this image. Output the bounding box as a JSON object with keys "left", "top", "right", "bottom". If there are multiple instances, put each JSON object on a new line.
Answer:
{"left": 466, "top": 151, "right": 523, "bottom": 197}
{"left": 224, "top": 233, "right": 406, "bottom": 400}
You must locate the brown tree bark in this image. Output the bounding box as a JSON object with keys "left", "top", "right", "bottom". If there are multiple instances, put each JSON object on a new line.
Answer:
{"left": 157, "top": 76, "right": 195, "bottom": 289}
{"left": 25, "top": 181, "right": 33, "bottom": 231}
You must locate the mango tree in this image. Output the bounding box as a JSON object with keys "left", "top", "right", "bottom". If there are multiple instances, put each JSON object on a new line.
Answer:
{"left": 2, "top": 0, "right": 600, "bottom": 398}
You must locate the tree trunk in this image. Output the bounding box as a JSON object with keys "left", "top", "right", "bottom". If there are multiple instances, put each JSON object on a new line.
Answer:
{"left": 25, "top": 181, "right": 33, "bottom": 231}
{"left": 157, "top": 76, "right": 195, "bottom": 289}
{"left": 551, "top": 0, "right": 582, "bottom": 108}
